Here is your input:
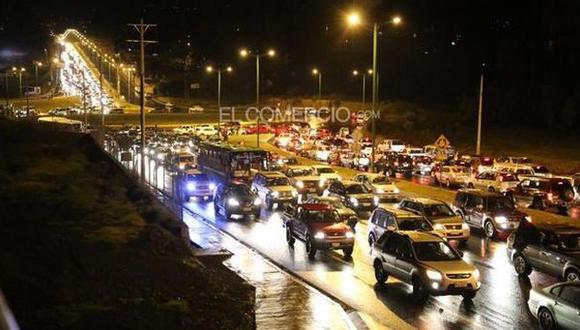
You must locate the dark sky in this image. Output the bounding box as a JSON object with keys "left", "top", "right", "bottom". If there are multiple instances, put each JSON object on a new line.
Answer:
{"left": 2, "top": 0, "right": 580, "bottom": 123}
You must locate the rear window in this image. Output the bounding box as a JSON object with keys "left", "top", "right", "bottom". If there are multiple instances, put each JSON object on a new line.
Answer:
{"left": 551, "top": 180, "right": 573, "bottom": 192}
{"left": 499, "top": 173, "right": 519, "bottom": 182}
{"left": 533, "top": 166, "right": 549, "bottom": 174}
{"left": 481, "top": 158, "right": 493, "bottom": 166}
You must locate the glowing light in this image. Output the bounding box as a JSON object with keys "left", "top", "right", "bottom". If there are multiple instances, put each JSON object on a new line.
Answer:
{"left": 347, "top": 12, "right": 361, "bottom": 26}
{"left": 239, "top": 49, "right": 249, "bottom": 57}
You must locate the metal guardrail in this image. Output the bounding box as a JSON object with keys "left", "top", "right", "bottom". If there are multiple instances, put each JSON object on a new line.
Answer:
{"left": 0, "top": 290, "right": 19, "bottom": 330}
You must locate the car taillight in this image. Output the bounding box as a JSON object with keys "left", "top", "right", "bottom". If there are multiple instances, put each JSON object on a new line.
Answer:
{"left": 547, "top": 193, "right": 553, "bottom": 201}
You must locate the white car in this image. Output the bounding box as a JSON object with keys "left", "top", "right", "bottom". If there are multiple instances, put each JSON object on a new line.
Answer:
{"left": 380, "top": 139, "right": 406, "bottom": 153}
{"left": 528, "top": 282, "right": 580, "bottom": 330}
{"left": 188, "top": 105, "right": 204, "bottom": 112}
{"left": 195, "top": 124, "right": 218, "bottom": 137}
{"left": 465, "top": 171, "right": 520, "bottom": 193}
{"left": 173, "top": 125, "right": 195, "bottom": 134}
{"left": 311, "top": 165, "right": 341, "bottom": 183}
{"left": 495, "top": 164, "right": 536, "bottom": 181}
{"left": 352, "top": 173, "right": 399, "bottom": 195}
{"left": 434, "top": 165, "right": 472, "bottom": 188}
{"left": 402, "top": 147, "right": 427, "bottom": 158}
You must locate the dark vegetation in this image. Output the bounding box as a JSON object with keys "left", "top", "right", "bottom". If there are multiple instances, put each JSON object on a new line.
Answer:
{"left": 0, "top": 119, "right": 254, "bottom": 329}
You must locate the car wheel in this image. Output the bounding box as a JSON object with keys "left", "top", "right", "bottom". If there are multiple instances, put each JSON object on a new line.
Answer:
{"left": 513, "top": 253, "right": 532, "bottom": 276}
{"left": 368, "top": 233, "right": 376, "bottom": 246}
{"left": 484, "top": 220, "right": 496, "bottom": 239}
{"left": 374, "top": 260, "right": 388, "bottom": 284}
{"left": 467, "top": 183, "right": 474, "bottom": 189}
{"left": 532, "top": 197, "right": 545, "bottom": 210}
{"left": 412, "top": 276, "right": 428, "bottom": 301}
{"left": 462, "top": 292, "right": 476, "bottom": 300}
{"left": 343, "top": 247, "right": 353, "bottom": 258}
{"left": 538, "top": 307, "right": 556, "bottom": 330}
{"left": 286, "top": 227, "right": 295, "bottom": 247}
{"left": 305, "top": 236, "right": 317, "bottom": 258}
{"left": 565, "top": 268, "right": 580, "bottom": 282}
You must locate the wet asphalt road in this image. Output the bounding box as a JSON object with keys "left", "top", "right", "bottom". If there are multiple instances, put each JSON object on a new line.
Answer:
{"left": 122, "top": 153, "right": 563, "bottom": 330}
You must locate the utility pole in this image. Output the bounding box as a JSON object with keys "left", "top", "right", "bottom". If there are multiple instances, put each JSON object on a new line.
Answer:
{"left": 100, "top": 60, "right": 104, "bottom": 127}
{"left": 476, "top": 72, "right": 484, "bottom": 155}
{"left": 256, "top": 54, "right": 260, "bottom": 147}
{"left": 127, "top": 18, "right": 157, "bottom": 182}
{"left": 370, "top": 22, "right": 378, "bottom": 173}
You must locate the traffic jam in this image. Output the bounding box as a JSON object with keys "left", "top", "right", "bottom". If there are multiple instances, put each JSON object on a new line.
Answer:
{"left": 104, "top": 119, "right": 580, "bottom": 329}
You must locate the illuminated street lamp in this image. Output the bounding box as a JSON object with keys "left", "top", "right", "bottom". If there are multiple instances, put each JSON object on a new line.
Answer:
{"left": 206, "top": 65, "right": 233, "bottom": 132}
{"left": 312, "top": 68, "right": 322, "bottom": 99}
{"left": 33, "top": 61, "right": 43, "bottom": 84}
{"left": 347, "top": 11, "right": 402, "bottom": 172}
{"left": 239, "top": 48, "right": 276, "bottom": 147}
{"left": 12, "top": 67, "right": 26, "bottom": 97}
{"left": 352, "top": 69, "right": 372, "bottom": 107}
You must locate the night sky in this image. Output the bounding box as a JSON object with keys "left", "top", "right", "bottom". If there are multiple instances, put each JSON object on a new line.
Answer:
{"left": 2, "top": 0, "right": 580, "bottom": 126}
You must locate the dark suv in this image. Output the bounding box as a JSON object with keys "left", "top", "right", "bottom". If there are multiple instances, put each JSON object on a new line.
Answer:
{"left": 213, "top": 182, "right": 261, "bottom": 220}
{"left": 452, "top": 189, "right": 530, "bottom": 239}
{"left": 380, "top": 154, "right": 414, "bottom": 178}
{"left": 324, "top": 180, "right": 378, "bottom": 216}
{"left": 506, "top": 223, "right": 580, "bottom": 281}
{"left": 509, "top": 177, "right": 575, "bottom": 214}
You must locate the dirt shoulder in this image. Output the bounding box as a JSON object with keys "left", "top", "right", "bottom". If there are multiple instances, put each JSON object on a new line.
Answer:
{"left": 0, "top": 119, "right": 254, "bottom": 329}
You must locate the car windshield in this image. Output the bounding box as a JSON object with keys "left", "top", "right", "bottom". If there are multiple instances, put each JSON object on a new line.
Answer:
{"left": 308, "top": 210, "right": 341, "bottom": 223}
{"left": 452, "top": 167, "right": 470, "bottom": 174}
{"left": 533, "top": 166, "right": 549, "bottom": 174}
{"left": 316, "top": 167, "right": 336, "bottom": 174}
{"left": 372, "top": 176, "right": 391, "bottom": 184}
{"left": 187, "top": 173, "right": 208, "bottom": 181}
{"left": 413, "top": 242, "right": 461, "bottom": 261}
{"left": 398, "top": 218, "right": 433, "bottom": 231}
{"left": 499, "top": 173, "right": 519, "bottom": 182}
{"left": 487, "top": 196, "right": 515, "bottom": 210}
{"left": 557, "top": 233, "right": 580, "bottom": 251}
{"left": 289, "top": 168, "right": 313, "bottom": 176}
{"left": 267, "top": 177, "right": 290, "bottom": 186}
{"left": 230, "top": 185, "right": 252, "bottom": 196}
{"left": 346, "top": 184, "right": 371, "bottom": 194}
{"left": 179, "top": 156, "right": 194, "bottom": 162}
{"left": 423, "top": 204, "right": 454, "bottom": 217}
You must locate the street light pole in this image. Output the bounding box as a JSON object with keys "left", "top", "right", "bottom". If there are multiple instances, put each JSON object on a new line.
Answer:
{"left": 371, "top": 22, "right": 378, "bottom": 172}
{"left": 256, "top": 54, "right": 260, "bottom": 147}
{"left": 476, "top": 72, "right": 484, "bottom": 155}
{"left": 207, "top": 65, "right": 232, "bottom": 138}
{"left": 318, "top": 71, "right": 322, "bottom": 99}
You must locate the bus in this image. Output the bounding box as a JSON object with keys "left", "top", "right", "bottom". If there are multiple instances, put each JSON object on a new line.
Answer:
{"left": 198, "top": 142, "right": 270, "bottom": 182}
{"left": 37, "top": 116, "right": 85, "bottom": 132}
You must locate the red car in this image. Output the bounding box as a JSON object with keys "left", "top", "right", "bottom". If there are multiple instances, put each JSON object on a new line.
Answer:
{"left": 243, "top": 124, "right": 271, "bottom": 134}
{"left": 270, "top": 123, "right": 294, "bottom": 135}
{"left": 283, "top": 203, "right": 355, "bottom": 258}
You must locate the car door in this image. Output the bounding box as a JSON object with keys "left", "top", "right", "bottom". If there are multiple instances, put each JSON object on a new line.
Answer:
{"left": 554, "top": 285, "right": 580, "bottom": 330}
{"left": 379, "top": 235, "right": 399, "bottom": 277}
{"left": 393, "top": 238, "right": 415, "bottom": 284}
{"left": 292, "top": 208, "right": 307, "bottom": 239}
{"left": 464, "top": 195, "right": 484, "bottom": 227}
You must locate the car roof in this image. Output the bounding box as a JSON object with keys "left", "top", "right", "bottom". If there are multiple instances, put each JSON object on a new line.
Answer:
{"left": 386, "top": 230, "right": 443, "bottom": 243}
{"left": 259, "top": 171, "right": 286, "bottom": 178}
{"left": 457, "top": 189, "right": 503, "bottom": 197}
{"left": 310, "top": 196, "right": 341, "bottom": 202}
{"left": 533, "top": 224, "right": 580, "bottom": 235}
{"left": 377, "top": 205, "right": 424, "bottom": 218}
{"left": 341, "top": 180, "right": 362, "bottom": 187}
{"left": 300, "top": 203, "right": 333, "bottom": 211}
{"left": 312, "top": 165, "right": 332, "bottom": 169}
{"left": 287, "top": 165, "right": 312, "bottom": 170}
{"left": 402, "top": 197, "right": 446, "bottom": 205}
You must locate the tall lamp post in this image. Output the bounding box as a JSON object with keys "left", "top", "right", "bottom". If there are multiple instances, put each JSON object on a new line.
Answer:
{"left": 352, "top": 69, "right": 372, "bottom": 107}
{"left": 347, "top": 11, "right": 402, "bottom": 172}
{"left": 206, "top": 65, "right": 233, "bottom": 134}
{"left": 33, "top": 61, "right": 43, "bottom": 84}
{"left": 12, "top": 67, "right": 26, "bottom": 97}
{"left": 312, "top": 68, "right": 322, "bottom": 99}
{"left": 240, "top": 48, "right": 276, "bottom": 148}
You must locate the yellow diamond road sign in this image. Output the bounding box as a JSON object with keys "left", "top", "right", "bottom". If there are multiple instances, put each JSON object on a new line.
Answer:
{"left": 434, "top": 135, "right": 450, "bottom": 149}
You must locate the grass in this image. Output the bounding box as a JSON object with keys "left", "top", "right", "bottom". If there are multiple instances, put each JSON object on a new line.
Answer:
{"left": 12, "top": 96, "right": 80, "bottom": 112}
{"left": 0, "top": 119, "right": 255, "bottom": 329}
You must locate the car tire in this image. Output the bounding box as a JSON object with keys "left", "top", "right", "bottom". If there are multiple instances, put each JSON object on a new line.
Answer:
{"left": 565, "top": 268, "right": 580, "bottom": 282}
{"left": 538, "top": 307, "right": 556, "bottom": 330}
{"left": 305, "top": 236, "right": 317, "bottom": 258}
{"left": 487, "top": 186, "right": 495, "bottom": 193}
{"left": 412, "top": 276, "right": 428, "bottom": 301}
{"left": 532, "top": 197, "right": 545, "bottom": 210}
{"left": 513, "top": 253, "right": 532, "bottom": 276}
{"left": 368, "top": 233, "right": 376, "bottom": 246}
{"left": 484, "top": 220, "right": 496, "bottom": 239}
{"left": 343, "top": 247, "right": 353, "bottom": 258}
{"left": 462, "top": 292, "right": 476, "bottom": 300}
{"left": 286, "top": 227, "right": 295, "bottom": 247}
{"left": 374, "top": 260, "right": 388, "bottom": 284}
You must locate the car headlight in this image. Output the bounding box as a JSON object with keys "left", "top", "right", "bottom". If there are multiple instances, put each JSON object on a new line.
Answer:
{"left": 186, "top": 182, "right": 195, "bottom": 191}
{"left": 179, "top": 164, "right": 185, "bottom": 170}
{"left": 345, "top": 231, "right": 355, "bottom": 239}
{"left": 462, "top": 223, "right": 470, "bottom": 230}
{"left": 272, "top": 191, "right": 280, "bottom": 198}
{"left": 426, "top": 269, "right": 443, "bottom": 281}
{"left": 254, "top": 198, "right": 262, "bottom": 206}
{"left": 433, "top": 224, "right": 446, "bottom": 231}
{"left": 314, "top": 232, "right": 325, "bottom": 239}
{"left": 494, "top": 215, "right": 508, "bottom": 223}
{"left": 209, "top": 183, "right": 216, "bottom": 190}
{"left": 291, "top": 190, "right": 298, "bottom": 197}
{"left": 376, "top": 188, "right": 385, "bottom": 193}
{"left": 349, "top": 197, "right": 359, "bottom": 206}
{"left": 373, "top": 196, "right": 380, "bottom": 205}
{"left": 525, "top": 216, "right": 532, "bottom": 223}
{"left": 473, "top": 268, "right": 480, "bottom": 280}
{"left": 228, "top": 197, "right": 240, "bottom": 206}
{"left": 157, "top": 154, "right": 164, "bottom": 160}
{"left": 319, "top": 179, "right": 326, "bottom": 187}
{"left": 296, "top": 181, "right": 304, "bottom": 189}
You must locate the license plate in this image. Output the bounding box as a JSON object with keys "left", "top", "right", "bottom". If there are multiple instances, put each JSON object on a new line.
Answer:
{"left": 332, "top": 243, "right": 340, "bottom": 247}
{"left": 362, "top": 203, "right": 370, "bottom": 207}
{"left": 309, "top": 188, "right": 316, "bottom": 192}
{"left": 243, "top": 207, "right": 252, "bottom": 212}
{"left": 448, "top": 232, "right": 461, "bottom": 236}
